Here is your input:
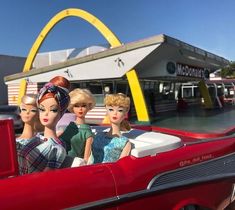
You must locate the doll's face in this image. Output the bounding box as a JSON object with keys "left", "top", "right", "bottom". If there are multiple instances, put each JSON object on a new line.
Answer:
{"left": 73, "top": 103, "right": 89, "bottom": 119}
{"left": 20, "top": 104, "right": 38, "bottom": 124}
{"left": 106, "top": 105, "right": 127, "bottom": 125}
{"left": 38, "top": 98, "right": 61, "bottom": 128}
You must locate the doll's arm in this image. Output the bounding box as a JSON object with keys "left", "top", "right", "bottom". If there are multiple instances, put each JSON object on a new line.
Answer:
{"left": 119, "top": 141, "right": 131, "bottom": 159}
{"left": 56, "top": 129, "right": 64, "bottom": 137}
{"left": 56, "top": 124, "right": 67, "bottom": 137}
{"left": 84, "top": 137, "right": 93, "bottom": 163}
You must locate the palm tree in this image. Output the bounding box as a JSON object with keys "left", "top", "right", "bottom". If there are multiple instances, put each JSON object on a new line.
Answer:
{"left": 220, "top": 61, "right": 235, "bottom": 78}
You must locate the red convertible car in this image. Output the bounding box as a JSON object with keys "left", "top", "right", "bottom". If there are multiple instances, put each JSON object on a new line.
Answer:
{"left": 1, "top": 119, "right": 235, "bottom": 210}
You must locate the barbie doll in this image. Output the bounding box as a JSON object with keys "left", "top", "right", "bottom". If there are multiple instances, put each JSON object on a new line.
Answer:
{"left": 16, "top": 94, "right": 40, "bottom": 150}
{"left": 18, "top": 76, "right": 70, "bottom": 174}
{"left": 92, "top": 93, "right": 132, "bottom": 163}
{"left": 59, "top": 88, "right": 96, "bottom": 163}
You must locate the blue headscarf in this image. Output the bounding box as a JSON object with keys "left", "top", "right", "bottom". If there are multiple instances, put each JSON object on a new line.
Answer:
{"left": 37, "top": 82, "right": 70, "bottom": 115}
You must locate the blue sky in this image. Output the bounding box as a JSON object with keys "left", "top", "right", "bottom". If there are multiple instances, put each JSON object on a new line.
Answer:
{"left": 0, "top": 0, "right": 234, "bottom": 61}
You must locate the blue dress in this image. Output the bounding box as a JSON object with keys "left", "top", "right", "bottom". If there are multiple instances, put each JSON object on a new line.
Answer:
{"left": 92, "top": 132, "right": 129, "bottom": 163}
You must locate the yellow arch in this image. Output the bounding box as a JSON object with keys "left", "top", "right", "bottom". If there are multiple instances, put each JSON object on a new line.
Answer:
{"left": 18, "top": 8, "right": 150, "bottom": 123}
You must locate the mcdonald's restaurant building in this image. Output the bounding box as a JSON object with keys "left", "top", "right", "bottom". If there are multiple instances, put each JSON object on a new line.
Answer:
{"left": 4, "top": 34, "right": 229, "bottom": 123}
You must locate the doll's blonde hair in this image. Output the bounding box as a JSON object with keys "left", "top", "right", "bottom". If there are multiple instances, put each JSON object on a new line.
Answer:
{"left": 104, "top": 93, "right": 130, "bottom": 110}
{"left": 20, "top": 94, "right": 43, "bottom": 132}
{"left": 21, "top": 94, "right": 37, "bottom": 106}
{"left": 68, "top": 88, "right": 96, "bottom": 113}
{"left": 104, "top": 93, "right": 131, "bottom": 131}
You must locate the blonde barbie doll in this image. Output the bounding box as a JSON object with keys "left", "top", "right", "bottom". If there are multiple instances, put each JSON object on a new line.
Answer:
{"left": 60, "top": 88, "right": 96, "bottom": 163}
{"left": 92, "top": 93, "right": 131, "bottom": 163}
{"left": 16, "top": 94, "right": 42, "bottom": 150}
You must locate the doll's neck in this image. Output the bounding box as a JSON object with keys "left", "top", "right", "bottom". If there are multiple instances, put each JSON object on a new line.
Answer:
{"left": 110, "top": 123, "right": 121, "bottom": 136}
{"left": 18, "top": 123, "right": 35, "bottom": 139}
{"left": 75, "top": 117, "right": 85, "bottom": 125}
{"left": 43, "top": 126, "right": 57, "bottom": 139}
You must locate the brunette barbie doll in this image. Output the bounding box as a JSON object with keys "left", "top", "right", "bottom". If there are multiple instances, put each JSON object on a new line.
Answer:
{"left": 59, "top": 88, "right": 96, "bottom": 163}
{"left": 18, "top": 76, "right": 70, "bottom": 174}
{"left": 92, "top": 93, "right": 131, "bottom": 163}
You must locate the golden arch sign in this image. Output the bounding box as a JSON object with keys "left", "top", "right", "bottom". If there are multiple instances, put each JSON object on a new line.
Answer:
{"left": 18, "top": 8, "right": 150, "bottom": 123}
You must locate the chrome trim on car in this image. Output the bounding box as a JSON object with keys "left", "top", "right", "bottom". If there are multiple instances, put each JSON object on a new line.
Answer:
{"left": 67, "top": 197, "right": 118, "bottom": 210}
{"left": 148, "top": 152, "right": 235, "bottom": 190}
{"left": 231, "top": 183, "right": 235, "bottom": 202}
{"left": 67, "top": 152, "right": 235, "bottom": 210}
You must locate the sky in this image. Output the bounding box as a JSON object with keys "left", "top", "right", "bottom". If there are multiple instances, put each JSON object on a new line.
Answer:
{"left": 0, "top": 0, "right": 234, "bottom": 61}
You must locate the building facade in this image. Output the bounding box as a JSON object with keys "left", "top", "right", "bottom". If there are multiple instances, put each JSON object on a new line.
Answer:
{"left": 4, "top": 34, "right": 229, "bottom": 123}
{"left": 0, "top": 55, "right": 25, "bottom": 105}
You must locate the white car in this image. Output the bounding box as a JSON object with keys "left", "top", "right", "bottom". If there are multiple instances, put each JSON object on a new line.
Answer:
{"left": 0, "top": 105, "right": 23, "bottom": 130}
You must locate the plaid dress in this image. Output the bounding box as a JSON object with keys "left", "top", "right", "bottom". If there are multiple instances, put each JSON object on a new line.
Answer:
{"left": 18, "top": 136, "right": 66, "bottom": 174}
{"left": 16, "top": 138, "right": 33, "bottom": 152}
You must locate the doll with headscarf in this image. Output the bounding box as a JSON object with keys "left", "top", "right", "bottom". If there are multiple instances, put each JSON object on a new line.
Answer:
{"left": 18, "top": 76, "right": 71, "bottom": 174}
